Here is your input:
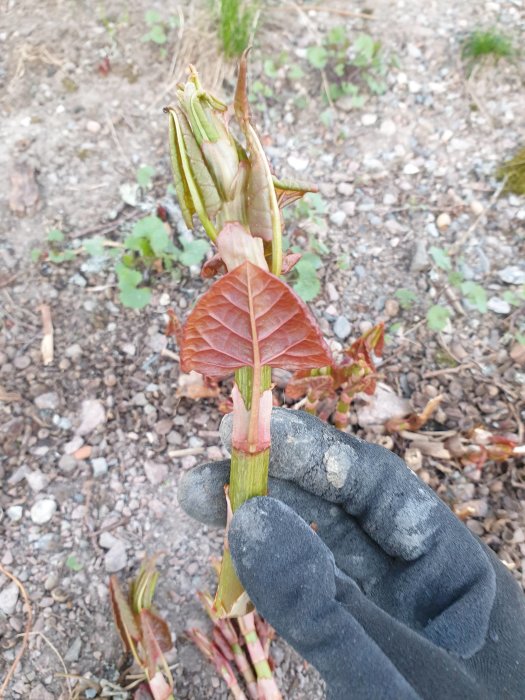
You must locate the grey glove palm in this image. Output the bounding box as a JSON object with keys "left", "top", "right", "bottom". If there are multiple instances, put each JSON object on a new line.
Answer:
{"left": 178, "top": 409, "right": 525, "bottom": 699}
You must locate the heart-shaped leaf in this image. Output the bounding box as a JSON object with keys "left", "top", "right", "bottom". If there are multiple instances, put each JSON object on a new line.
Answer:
{"left": 181, "top": 261, "right": 331, "bottom": 378}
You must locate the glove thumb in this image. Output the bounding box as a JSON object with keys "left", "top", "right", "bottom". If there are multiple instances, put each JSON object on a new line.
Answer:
{"left": 229, "top": 497, "right": 420, "bottom": 700}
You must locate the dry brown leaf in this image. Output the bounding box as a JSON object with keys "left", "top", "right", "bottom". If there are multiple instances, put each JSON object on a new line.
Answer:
{"left": 408, "top": 439, "right": 451, "bottom": 460}
{"left": 176, "top": 371, "right": 220, "bottom": 400}
{"left": 0, "top": 386, "right": 22, "bottom": 403}
{"left": 9, "top": 162, "right": 40, "bottom": 217}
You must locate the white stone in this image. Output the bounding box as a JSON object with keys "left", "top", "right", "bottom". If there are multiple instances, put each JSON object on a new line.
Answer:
{"left": 361, "top": 112, "right": 377, "bottom": 126}
{"left": 403, "top": 163, "right": 420, "bottom": 175}
{"left": 76, "top": 399, "right": 106, "bottom": 436}
{"left": 498, "top": 266, "right": 525, "bottom": 285}
{"left": 0, "top": 582, "right": 19, "bottom": 615}
{"left": 329, "top": 211, "right": 346, "bottom": 227}
{"left": 86, "top": 120, "right": 101, "bottom": 133}
{"left": 487, "top": 297, "right": 511, "bottom": 315}
{"left": 35, "top": 392, "right": 60, "bottom": 410}
{"left": 144, "top": 460, "right": 168, "bottom": 485}
{"left": 91, "top": 457, "right": 108, "bottom": 477}
{"left": 104, "top": 542, "right": 127, "bottom": 573}
{"left": 30, "top": 499, "right": 57, "bottom": 524}
{"left": 287, "top": 156, "right": 309, "bottom": 172}
{"left": 25, "top": 470, "right": 49, "bottom": 493}
{"left": 380, "top": 119, "right": 396, "bottom": 136}
{"left": 7, "top": 506, "right": 23, "bottom": 522}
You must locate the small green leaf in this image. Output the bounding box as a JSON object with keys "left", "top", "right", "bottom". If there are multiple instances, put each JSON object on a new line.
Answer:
{"left": 131, "top": 216, "right": 167, "bottom": 251}
{"left": 429, "top": 246, "right": 452, "bottom": 271}
{"left": 395, "top": 288, "right": 417, "bottom": 309}
{"left": 31, "top": 248, "right": 42, "bottom": 263}
{"left": 293, "top": 259, "right": 321, "bottom": 301}
{"left": 306, "top": 45, "right": 328, "bottom": 69}
{"left": 515, "top": 332, "right": 525, "bottom": 345}
{"left": 426, "top": 305, "right": 451, "bottom": 331}
{"left": 460, "top": 281, "right": 487, "bottom": 313}
{"left": 263, "top": 59, "right": 278, "bottom": 78}
{"left": 327, "top": 26, "right": 347, "bottom": 46}
{"left": 115, "top": 263, "right": 142, "bottom": 289}
{"left": 353, "top": 34, "right": 376, "bottom": 64}
{"left": 389, "top": 322, "right": 402, "bottom": 334}
{"left": 288, "top": 65, "right": 304, "bottom": 80}
{"left": 179, "top": 239, "right": 210, "bottom": 267}
{"left": 149, "top": 228, "right": 170, "bottom": 257}
{"left": 320, "top": 109, "right": 333, "bottom": 128}
{"left": 143, "top": 25, "right": 167, "bottom": 44}
{"left": 119, "top": 286, "right": 152, "bottom": 309}
{"left": 448, "top": 270, "right": 463, "bottom": 287}
{"left": 83, "top": 237, "right": 107, "bottom": 257}
{"left": 47, "top": 228, "right": 65, "bottom": 242}
{"left": 145, "top": 9, "right": 162, "bottom": 25}
{"left": 66, "top": 554, "right": 83, "bottom": 572}
{"left": 48, "top": 250, "right": 75, "bottom": 263}
{"left": 137, "top": 165, "right": 155, "bottom": 188}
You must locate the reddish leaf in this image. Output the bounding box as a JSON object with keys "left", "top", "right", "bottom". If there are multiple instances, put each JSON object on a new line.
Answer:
{"left": 140, "top": 609, "right": 172, "bottom": 678}
{"left": 285, "top": 374, "right": 333, "bottom": 401}
{"left": 181, "top": 261, "right": 331, "bottom": 378}
{"left": 164, "top": 309, "right": 183, "bottom": 345}
{"left": 109, "top": 576, "right": 141, "bottom": 652}
{"left": 201, "top": 252, "right": 226, "bottom": 279}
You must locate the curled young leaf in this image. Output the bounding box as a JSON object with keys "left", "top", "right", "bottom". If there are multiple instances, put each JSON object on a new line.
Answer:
{"left": 109, "top": 575, "right": 141, "bottom": 652}
{"left": 180, "top": 261, "right": 332, "bottom": 378}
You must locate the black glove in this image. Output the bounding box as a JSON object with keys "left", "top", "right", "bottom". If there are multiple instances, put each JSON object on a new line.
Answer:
{"left": 178, "top": 408, "right": 525, "bottom": 699}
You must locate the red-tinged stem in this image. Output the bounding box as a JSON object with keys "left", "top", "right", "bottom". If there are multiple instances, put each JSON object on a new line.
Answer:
{"left": 239, "top": 613, "right": 282, "bottom": 700}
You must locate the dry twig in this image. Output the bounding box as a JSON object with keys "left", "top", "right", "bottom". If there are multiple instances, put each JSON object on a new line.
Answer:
{"left": 38, "top": 304, "right": 54, "bottom": 365}
{"left": 0, "top": 566, "right": 33, "bottom": 699}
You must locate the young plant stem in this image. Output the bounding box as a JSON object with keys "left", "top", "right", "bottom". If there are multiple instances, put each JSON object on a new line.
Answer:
{"left": 239, "top": 612, "right": 282, "bottom": 699}
{"left": 215, "top": 366, "right": 272, "bottom": 616}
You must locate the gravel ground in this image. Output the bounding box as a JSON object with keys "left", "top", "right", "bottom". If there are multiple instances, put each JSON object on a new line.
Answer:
{"left": 1, "top": 1, "right": 524, "bottom": 698}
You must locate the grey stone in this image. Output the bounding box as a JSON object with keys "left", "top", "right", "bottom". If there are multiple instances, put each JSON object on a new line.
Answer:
{"left": 65, "top": 344, "right": 83, "bottom": 360}
{"left": 6, "top": 506, "right": 23, "bottom": 522}
{"left": 0, "top": 582, "right": 19, "bottom": 615}
{"left": 487, "top": 297, "right": 511, "bottom": 315}
{"left": 410, "top": 240, "right": 430, "bottom": 272}
{"left": 91, "top": 457, "right": 108, "bottom": 477}
{"left": 58, "top": 454, "right": 77, "bottom": 473}
{"left": 35, "top": 392, "right": 60, "bottom": 410}
{"left": 25, "top": 470, "right": 49, "bottom": 493}
{"left": 104, "top": 542, "right": 127, "bottom": 573}
{"left": 333, "top": 316, "right": 351, "bottom": 340}
{"left": 30, "top": 499, "right": 57, "bottom": 524}
{"left": 498, "top": 266, "right": 525, "bottom": 285}
{"left": 13, "top": 355, "right": 31, "bottom": 370}
{"left": 76, "top": 399, "right": 106, "bottom": 436}
{"left": 64, "top": 636, "right": 82, "bottom": 663}
{"left": 144, "top": 460, "right": 168, "bottom": 485}
{"left": 329, "top": 211, "right": 346, "bottom": 227}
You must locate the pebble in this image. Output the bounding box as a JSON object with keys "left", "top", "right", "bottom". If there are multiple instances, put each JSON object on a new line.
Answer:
{"left": 7, "top": 506, "right": 23, "bottom": 522}
{"left": 470, "top": 200, "right": 483, "bottom": 216}
{"left": 403, "top": 163, "right": 420, "bottom": 175}
{"left": 30, "top": 499, "right": 57, "bottom": 524}
{"left": 64, "top": 436, "right": 83, "bottom": 454}
{"left": 104, "top": 542, "right": 127, "bottom": 573}
{"left": 326, "top": 282, "right": 339, "bottom": 302}
{"left": 35, "top": 392, "right": 60, "bottom": 410}
{"left": 91, "top": 457, "right": 108, "bottom": 477}
{"left": 58, "top": 454, "right": 77, "bottom": 473}
{"left": 64, "top": 636, "right": 82, "bottom": 662}
{"left": 333, "top": 315, "right": 351, "bottom": 340}
{"left": 287, "top": 155, "right": 309, "bottom": 172}
{"left": 76, "top": 399, "right": 106, "bottom": 435}
{"left": 380, "top": 119, "right": 396, "bottom": 136}
{"left": 384, "top": 299, "right": 400, "bottom": 318}
{"left": 336, "top": 182, "right": 353, "bottom": 197}
{"left": 65, "top": 344, "right": 83, "bottom": 360}
{"left": 25, "top": 470, "right": 49, "bottom": 492}
{"left": 86, "top": 120, "right": 101, "bottom": 133}
{"left": 0, "top": 582, "right": 20, "bottom": 615}
{"left": 436, "top": 212, "right": 451, "bottom": 229}
{"left": 144, "top": 460, "right": 168, "bottom": 485}
{"left": 410, "top": 239, "right": 430, "bottom": 272}
{"left": 13, "top": 355, "right": 31, "bottom": 369}
{"left": 154, "top": 419, "right": 173, "bottom": 435}
{"left": 361, "top": 112, "right": 377, "bottom": 126}
{"left": 498, "top": 266, "right": 525, "bottom": 285}
{"left": 487, "top": 297, "right": 511, "bottom": 315}
{"left": 44, "top": 573, "right": 59, "bottom": 591}
{"left": 329, "top": 211, "right": 346, "bottom": 227}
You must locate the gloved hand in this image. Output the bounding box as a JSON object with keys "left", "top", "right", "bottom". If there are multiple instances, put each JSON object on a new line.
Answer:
{"left": 178, "top": 408, "right": 525, "bottom": 699}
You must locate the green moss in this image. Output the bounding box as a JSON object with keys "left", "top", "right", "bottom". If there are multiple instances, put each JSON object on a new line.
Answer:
{"left": 461, "top": 29, "right": 516, "bottom": 76}
{"left": 497, "top": 147, "right": 525, "bottom": 196}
